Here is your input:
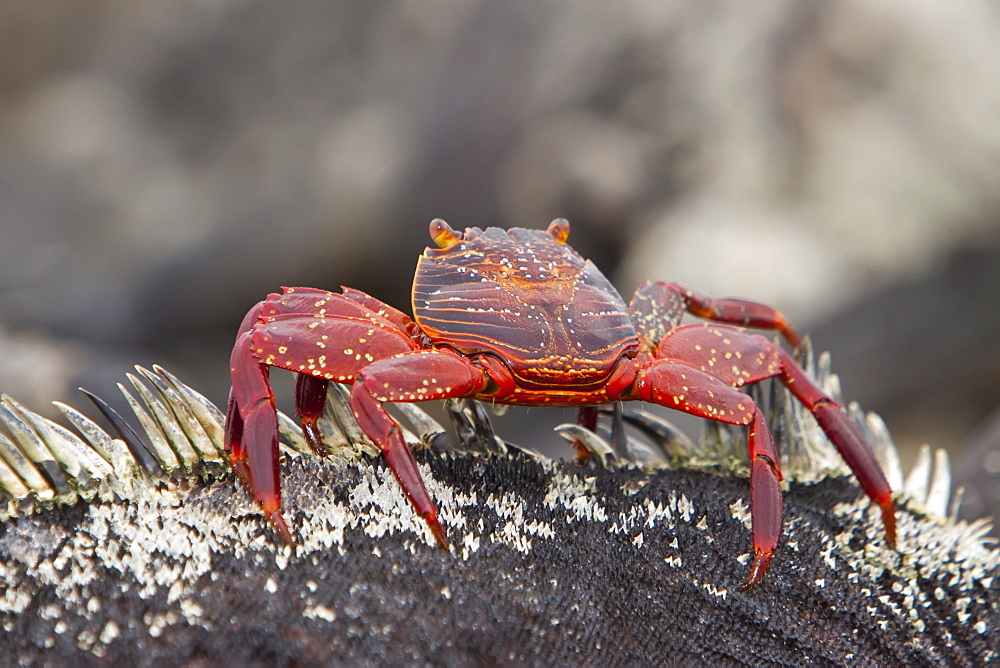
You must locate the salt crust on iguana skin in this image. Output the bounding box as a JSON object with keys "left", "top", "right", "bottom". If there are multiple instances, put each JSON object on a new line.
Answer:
{"left": 0, "top": 450, "right": 996, "bottom": 664}
{"left": 0, "top": 365, "right": 996, "bottom": 662}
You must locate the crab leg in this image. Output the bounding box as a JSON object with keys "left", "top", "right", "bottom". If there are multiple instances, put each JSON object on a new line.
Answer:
{"left": 571, "top": 406, "right": 600, "bottom": 462}
{"left": 628, "top": 358, "right": 782, "bottom": 587}
{"left": 744, "top": 411, "right": 782, "bottom": 589}
{"left": 264, "top": 287, "right": 419, "bottom": 454}
{"left": 294, "top": 374, "right": 329, "bottom": 454}
{"left": 350, "top": 350, "right": 490, "bottom": 548}
{"left": 227, "top": 287, "right": 420, "bottom": 543}
{"left": 226, "top": 302, "right": 292, "bottom": 543}
{"left": 630, "top": 280, "right": 802, "bottom": 349}
{"left": 657, "top": 324, "right": 897, "bottom": 557}
{"left": 224, "top": 389, "right": 249, "bottom": 488}
{"left": 778, "top": 351, "right": 896, "bottom": 545}
{"left": 340, "top": 286, "right": 420, "bottom": 335}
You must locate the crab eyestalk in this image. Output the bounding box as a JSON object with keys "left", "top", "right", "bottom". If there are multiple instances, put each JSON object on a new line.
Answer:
{"left": 546, "top": 217, "right": 570, "bottom": 243}
{"left": 429, "top": 218, "right": 462, "bottom": 249}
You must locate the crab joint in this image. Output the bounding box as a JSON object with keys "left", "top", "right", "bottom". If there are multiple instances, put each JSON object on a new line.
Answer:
{"left": 429, "top": 218, "right": 462, "bottom": 249}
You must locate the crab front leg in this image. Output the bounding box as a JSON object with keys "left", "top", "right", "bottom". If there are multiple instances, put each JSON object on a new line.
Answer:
{"left": 350, "top": 350, "right": 492, "bottom": 548}
{"left": 227, "top": 287, "right": 419, "bottom": 542}
{"left": 629, "top": 280, "right": 802, "bottom": 349}
{"left": 281, "top": 288, "right": 423, "bottom": 453}
{"left": 626, "top": 358, "right": 782, "bottom": 588}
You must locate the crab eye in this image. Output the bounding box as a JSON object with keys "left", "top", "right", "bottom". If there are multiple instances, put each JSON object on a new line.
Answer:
{"left": 546, "top": 218, "right": 570, "bottom": 244}
{"left": 429, "top": 218, "right": 462, "bottom": 249}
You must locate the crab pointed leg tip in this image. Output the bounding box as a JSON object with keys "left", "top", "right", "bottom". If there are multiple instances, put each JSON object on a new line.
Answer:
{"left": 425, "top": 513, "right": 450, "bottom": 550}
{"left": 302, "top": 421, "right": 326, "bottom": 456}
{"left": 266, "top": 508, "right": 296, "bottom": 546}
{"left": 881, "top": 502, "right": 897, "bottom": 549}
{"left": 229, "top": 457, "right": 254, "bottom": 492}
{"left": 740, "top": 552, "right": 773, "bottom": 592}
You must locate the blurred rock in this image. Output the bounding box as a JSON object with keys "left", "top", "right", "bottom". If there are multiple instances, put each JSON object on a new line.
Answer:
{"left": 954, "top": 405, "right": 1000, "bottom": 525}
{"left": 1, "top": 0, "right": 999, "bottom": 474}
{"left": 0, "top": 326, "right": 83, "bottom": 415}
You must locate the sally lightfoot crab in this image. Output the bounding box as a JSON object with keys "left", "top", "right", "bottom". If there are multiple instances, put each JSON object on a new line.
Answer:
{"left": 225, "top": 218, "right": 896, "bottom": 588}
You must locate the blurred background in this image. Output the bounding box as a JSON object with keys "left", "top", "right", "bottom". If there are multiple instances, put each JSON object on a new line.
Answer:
{"left": 1, "top": 1, "right": 999, "bottom": 523}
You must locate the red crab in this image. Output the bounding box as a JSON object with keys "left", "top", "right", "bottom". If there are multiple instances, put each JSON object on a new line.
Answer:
{"left": 225, "top": 219, "right": 896, "bottom": 588}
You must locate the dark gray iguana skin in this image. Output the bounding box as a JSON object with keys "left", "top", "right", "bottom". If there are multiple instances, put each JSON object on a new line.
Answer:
{"left": 0, "top": 364, "right": 996, "bottom": 664}
{"left": 1, "top": 449, "right": 997, "bottom": 665}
